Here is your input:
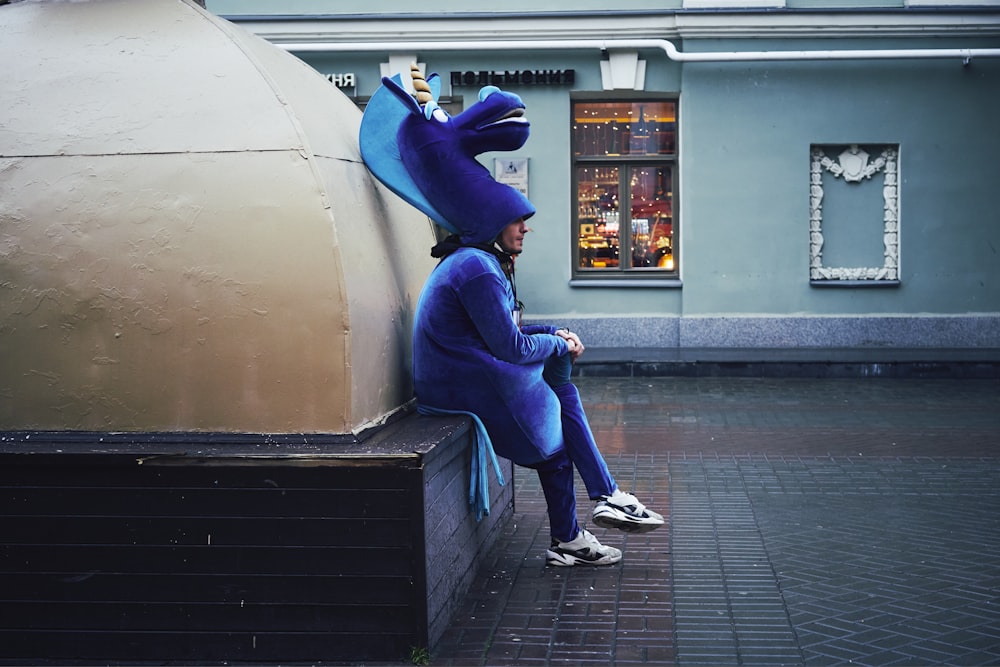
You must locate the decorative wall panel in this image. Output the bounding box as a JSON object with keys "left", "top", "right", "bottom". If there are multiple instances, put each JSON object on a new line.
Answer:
{"left": 809, "top": 144, "right": 900, "bottom": 283}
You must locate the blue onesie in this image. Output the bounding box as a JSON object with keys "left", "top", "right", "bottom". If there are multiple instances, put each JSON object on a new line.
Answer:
{"left": 359, "top": 70, "right": 618, "bottom": 542}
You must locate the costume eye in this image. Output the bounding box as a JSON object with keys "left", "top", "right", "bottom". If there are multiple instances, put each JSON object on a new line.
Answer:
{"left": 478, "top": 85, "right": 501, "bottom": 102}
{"left": 422, "top": 99, "right": 449, "bottom": 123}
{"left": 422, "top": 100, "right": 437, "bottom": 120}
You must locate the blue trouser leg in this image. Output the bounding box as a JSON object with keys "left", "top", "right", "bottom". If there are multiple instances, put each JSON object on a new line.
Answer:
{"left": 532, "top": 357, "right": 618, "bottom": 541}
{"left": 551, "top": 381, "right": 617, "bottom": 500}
{"left": 542, "top": 352, "right": 573, "bottom": 387}
{"left": 533, "top": 451, "right": 580, "bottom": 543}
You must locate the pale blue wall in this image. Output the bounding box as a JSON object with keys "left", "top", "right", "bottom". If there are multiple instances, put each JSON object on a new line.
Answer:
{"left": 210, "top": 4, "right": 1000, "bottom": 347}
{"left": 680, "top": 44, "right": 1000, "bottom": 317}
{"left": 296, "top": 47, "right": 689, "bottom": 322}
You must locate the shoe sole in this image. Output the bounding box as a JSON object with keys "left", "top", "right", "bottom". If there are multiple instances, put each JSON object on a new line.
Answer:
{"left": 546, "top": 549, "right": 621, "bottom": 567}
{"left": 592, "top": 509, "right": 664, "bottom": 534}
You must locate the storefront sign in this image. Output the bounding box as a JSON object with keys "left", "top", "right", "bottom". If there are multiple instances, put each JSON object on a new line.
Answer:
{"left": 326, "top": 73, "right": 356, "bottom": 88}
{"left": 451, "top": 69, "right": 575, "bottom": 87}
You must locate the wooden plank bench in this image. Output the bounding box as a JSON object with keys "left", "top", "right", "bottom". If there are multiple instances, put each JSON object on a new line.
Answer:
{"left": 0, "top": 413, "right": 513, "bottom": 664}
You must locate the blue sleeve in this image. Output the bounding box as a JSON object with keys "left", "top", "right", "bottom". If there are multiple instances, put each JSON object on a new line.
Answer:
{"left": 457, "top": 270, "right": 569, "bottom": 364}
{"left": 521, "top": 324, "right": 558, "bottom": 336}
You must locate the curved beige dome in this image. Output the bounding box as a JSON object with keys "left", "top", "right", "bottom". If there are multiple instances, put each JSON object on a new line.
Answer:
{"left": 0, "top": 0, "right": 436, "bottom": 434}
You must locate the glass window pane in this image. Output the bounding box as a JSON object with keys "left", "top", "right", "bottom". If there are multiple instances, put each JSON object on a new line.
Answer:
{"left": 577, "top": 166, "right": 620, "bottom": 269}
{"left": 629, "top": 166, "right": 674, "bottom": 270}
{"left": 571, "top": 98, "right": 678, "bottom": 278}
{"left": 573, "top": 101, "right": 676, "bottom": 157}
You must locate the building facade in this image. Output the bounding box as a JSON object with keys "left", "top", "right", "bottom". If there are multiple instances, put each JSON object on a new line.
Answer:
{"left": 210, "top": 1, "right": 1000, "bottom": 349}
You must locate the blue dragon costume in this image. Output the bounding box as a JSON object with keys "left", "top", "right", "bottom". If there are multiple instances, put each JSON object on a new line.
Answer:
{"left": 359, "top": 67, "right": 618, "bottom": 541}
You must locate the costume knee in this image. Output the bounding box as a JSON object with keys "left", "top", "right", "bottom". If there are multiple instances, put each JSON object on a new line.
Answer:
{"left": 543, "top": 353, "right": 573, "bottom": 387}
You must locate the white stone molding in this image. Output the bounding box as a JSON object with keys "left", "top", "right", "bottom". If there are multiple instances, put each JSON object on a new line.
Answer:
{"left": 234, "top": 11, "right": 1000, "bottom": 45}
{"left": 809, "top": 144, "right": 900, "bottom": 282}
{"left": 600, "top": 50, "right": 647, "bottom": 90}
{"left": 380, "top": 55, "right": 424, "bottom": 93}
{"left": 683, "top": 0, "right": 784, "bottom": 7}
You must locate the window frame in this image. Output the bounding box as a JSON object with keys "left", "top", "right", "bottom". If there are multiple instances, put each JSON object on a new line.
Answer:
{"left": 570, "top": 93, "right": 680, "bottom": 283}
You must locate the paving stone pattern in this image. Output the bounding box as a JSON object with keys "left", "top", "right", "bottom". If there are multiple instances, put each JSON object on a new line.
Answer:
{"left": 671, "top": 457, "right": 1000, "bottom": 666}
{"left": 433, "top": 459, "right": 673, "bottom": 666}
{"left": 431, "top": 378, "right": 1000, "bottom": 666}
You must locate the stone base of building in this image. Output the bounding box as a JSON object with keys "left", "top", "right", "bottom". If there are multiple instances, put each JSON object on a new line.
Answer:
{"left": 538, "top": 314, "right": 1000, "bottom": 349}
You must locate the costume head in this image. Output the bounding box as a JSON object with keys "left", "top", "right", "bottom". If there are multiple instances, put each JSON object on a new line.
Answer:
{"left": 359, "top": 66, "right": 535, "bottom": 244}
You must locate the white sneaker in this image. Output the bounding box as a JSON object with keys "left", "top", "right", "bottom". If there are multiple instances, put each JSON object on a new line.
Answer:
{"left": 545, "top": 529, "right": 622, "bottom": 567}
{"left": 592, "top": 489, "right": 665, "bottom": 534}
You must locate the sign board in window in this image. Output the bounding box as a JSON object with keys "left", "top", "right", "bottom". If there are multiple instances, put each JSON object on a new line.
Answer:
{"left": 495, "top": 158, "right": 528, "bottom": 198}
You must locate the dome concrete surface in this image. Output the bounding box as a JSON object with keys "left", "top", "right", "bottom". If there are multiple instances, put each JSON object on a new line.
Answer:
{"left": 0, "top": 0, "right": 436, "bottom": 434}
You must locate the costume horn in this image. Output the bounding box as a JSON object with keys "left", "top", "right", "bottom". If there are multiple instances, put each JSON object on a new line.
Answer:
{"left": 411, "top": 64, "right": 434, "bottom": 105}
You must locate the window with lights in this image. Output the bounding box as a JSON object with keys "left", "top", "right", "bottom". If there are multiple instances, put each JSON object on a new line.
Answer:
{"left": 572, "top": 98, "right": 677, "bottom": 278}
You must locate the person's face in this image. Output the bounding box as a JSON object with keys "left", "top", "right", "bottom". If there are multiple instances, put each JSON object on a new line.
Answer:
{"left": 498, "top": 218, "right": 531, "bottom": 254}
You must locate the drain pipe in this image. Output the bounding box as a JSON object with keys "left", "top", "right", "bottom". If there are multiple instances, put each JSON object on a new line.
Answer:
{"left": 277, "top": 38, "right": 1000, "bottom": 64}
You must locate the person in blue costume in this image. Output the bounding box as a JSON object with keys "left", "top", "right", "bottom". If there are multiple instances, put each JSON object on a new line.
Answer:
{"left": 360, "top": 66, "right": 663, "bottom": 566}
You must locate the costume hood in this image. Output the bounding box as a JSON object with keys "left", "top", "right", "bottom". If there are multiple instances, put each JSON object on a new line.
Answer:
{"left": 359, "top": 67, "right": 535, "bottom": 244}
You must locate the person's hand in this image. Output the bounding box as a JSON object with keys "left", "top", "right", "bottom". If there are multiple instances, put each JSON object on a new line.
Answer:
{"left": 556, "top": 328, "right": 585, "bottom": 361}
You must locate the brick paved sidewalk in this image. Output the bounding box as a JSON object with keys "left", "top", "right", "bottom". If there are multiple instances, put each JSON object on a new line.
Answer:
{"left": 433, "top": 457, "right": 673, "bottom": 666}
{"left": 669, "top": 455, "right": 1000, "bottom": 666}
{"left": 430, "top": 377, "right": 1000, "bottom": 666}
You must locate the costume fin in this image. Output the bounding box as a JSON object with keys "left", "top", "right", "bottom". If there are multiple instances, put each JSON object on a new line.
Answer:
{"left": 358, "top": 74, "right": 457, "bottom": 234}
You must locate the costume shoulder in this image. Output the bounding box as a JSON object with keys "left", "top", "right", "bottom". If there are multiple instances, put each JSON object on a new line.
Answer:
{"left": 439, "top": 247, "right": 506, "bottom": 283}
